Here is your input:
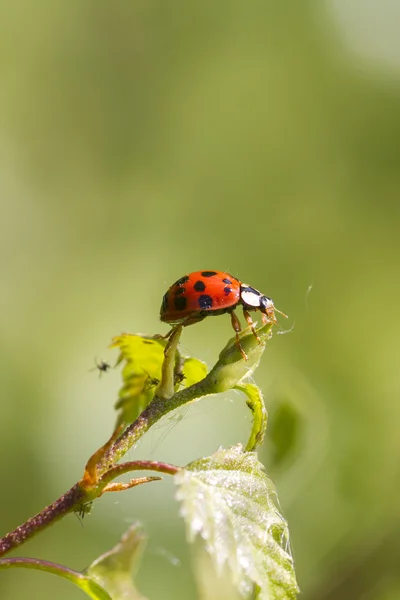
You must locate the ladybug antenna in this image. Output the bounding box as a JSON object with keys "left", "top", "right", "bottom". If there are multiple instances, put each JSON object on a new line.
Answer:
{"left": 274, "top": 306, "right": 288, "bottom": 319}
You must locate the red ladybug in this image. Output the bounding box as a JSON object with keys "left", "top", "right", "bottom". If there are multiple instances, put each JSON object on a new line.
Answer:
{"left": 160, "top": 270, "right": 286, "bottom": 359}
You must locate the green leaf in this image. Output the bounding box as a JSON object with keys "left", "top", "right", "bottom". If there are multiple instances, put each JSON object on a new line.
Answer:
{"left": 193, "top": 545, "right": 242, "bottom": 600}
{"left": 175, "top": 445, "right": 299, "bottom": 600}
{"left": 182, "top": 357, "right": 208, "bottom": 388}
{"left": 111, "top": 334, "right": 208, "bottom": 424}
{"left": 85, "top": 523, "right": 148, "bottom": 600}
{"left": 234, "top": 383, "right": 268, "bottom": 452}
{"left": 0, "top": 526, "right": 148, "bottom": 600}
{"left": 112, "top": 334, "right": 165, "bottom": 424}
{"left": 204, "top": 321, "right": 274, "bottom": 395}
{"left": 0, "top": 557, "right": 111, "bottom": 600}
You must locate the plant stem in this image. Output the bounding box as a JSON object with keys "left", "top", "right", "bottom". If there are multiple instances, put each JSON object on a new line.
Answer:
{"left": 0, "top": 484, "right": 84, "bottom": 557}
{"left": 0, "top": 557, "right": 112, "bottom": 600}
{"left": 99, "top": 460, "right": 180, "bottom": 487}
{"left": 0, "top": 455, "right": 182, "bottom": 557}
{"left": 0, "top": 384, "right": 202, "bottom": 557}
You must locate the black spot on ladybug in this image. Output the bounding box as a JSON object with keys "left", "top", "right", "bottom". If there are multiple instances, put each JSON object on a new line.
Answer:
{"left": 174, "top": 287, "right": 185, "bottom": 296}
{"left": 224, "top": 286, "right": 232, "bottom": 295}
{"left": 198, "top": 294, "right": 213, "bottom": 309}
{"left": 193, "top": 280, "right": 206, "bottom": 292}
{"left": 176, "top": 275, "right": 189, "bottom": 285}
{"left": 201, "top": 271, "right": 217, "bottom": 277}
{"left": 142, "top": 340, "right": 154, "bottom": 345}
{"left": 174, "top": 296, "right": 187, "bottom": 311}
{"left": 223, "top": 278, "right": 232, "bottom": 285}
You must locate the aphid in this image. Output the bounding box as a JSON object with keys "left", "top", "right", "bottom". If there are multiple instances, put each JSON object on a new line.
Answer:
{"left": 160, "top": 270, "right": 287, "bottom": 360}
{"left": 74, "top": 501, "right": 93, "bottom": 522}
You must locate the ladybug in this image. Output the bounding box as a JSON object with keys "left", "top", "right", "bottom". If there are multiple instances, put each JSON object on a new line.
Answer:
{"left": 160, "top": 270, "right": 286, "bottom": 360}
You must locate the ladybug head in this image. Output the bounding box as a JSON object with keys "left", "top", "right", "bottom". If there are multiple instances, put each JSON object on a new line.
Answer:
{"left": 259, "top": 294, "right": 276, "bottom": 319}
{"left": 240, "top": 283, "right": 283, "bottom": 322}
{"left": 240, "top": 284, "right": 274, "bottom": 310}
{"left": 260, "top": 294, "right": 288, "bottom": 322}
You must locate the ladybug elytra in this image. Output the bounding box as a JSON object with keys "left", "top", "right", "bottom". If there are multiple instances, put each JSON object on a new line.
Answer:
{"left": 160, "top": 270, "right": 286, "bottom": 360}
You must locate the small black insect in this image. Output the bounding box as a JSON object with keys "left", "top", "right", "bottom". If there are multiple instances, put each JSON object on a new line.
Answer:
{"left": 91, "top": 359, "right": 111, "bottom": 377}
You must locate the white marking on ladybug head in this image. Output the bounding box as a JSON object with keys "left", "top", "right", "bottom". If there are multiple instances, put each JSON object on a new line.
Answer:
{"left": 240, "top": 284, "right": 263, "bottom": 308}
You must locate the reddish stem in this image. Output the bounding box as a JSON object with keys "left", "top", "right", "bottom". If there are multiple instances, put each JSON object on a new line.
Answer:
{"left": 0, "top": 460, "right": 179, "bottom": 557}
{"left": 0, "top": 484, "right": 84, "bottom": 557}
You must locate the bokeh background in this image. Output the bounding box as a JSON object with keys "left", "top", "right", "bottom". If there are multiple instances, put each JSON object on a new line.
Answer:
{"left": 1, "top": 2, "right": 399, "bottom": 599}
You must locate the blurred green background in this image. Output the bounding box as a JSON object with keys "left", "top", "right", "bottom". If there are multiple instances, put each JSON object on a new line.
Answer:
{"left": 1, "top": 1, "right": 399, "bottom": 599}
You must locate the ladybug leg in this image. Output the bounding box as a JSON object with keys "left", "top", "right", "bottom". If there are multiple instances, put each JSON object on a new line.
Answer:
{"left": 230, "top": 310, "right": 242, "bottom": 334}
{"left": 243, "top": 309, "right": 261, "bottom": 343}
{"left": 230, "top": 311, "right": 248, "bottom": 361}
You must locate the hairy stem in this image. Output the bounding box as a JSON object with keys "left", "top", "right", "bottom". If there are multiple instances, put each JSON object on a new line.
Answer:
{"left": 0, "top": 455, "right": 182, "bottom": 557}
{"left": 0, "top": 484, "right": 84, "bottom": 557}
{"left": 0, "top": 382, "right": 203, "bottom": 557}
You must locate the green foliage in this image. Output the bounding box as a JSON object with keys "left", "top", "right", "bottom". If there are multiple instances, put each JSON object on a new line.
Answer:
{"left": 0, "top": 558, "right": 112, "bottom": 600}
{"left": 205, "top": 323, "right": 273, "bottom": 394}
{"left": 86, "top": 524, "right": 148, "bottom": 600}
{"left": 0, "top": 525, "right": 149, "bottom": 599}
{"left": 112, "top": 333, "right": 207, "bottom": 424}
{"left": 175, "top": 445, "right": 299, "bottom": 600}
{"left": 235, "top": 383, "right": 268, "bottom": 452}
{"left": 0, "top": 321, "right": 299, "bottom": 599}
{"left": 182, "top": 356, "right": 208, "bottom": 388}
